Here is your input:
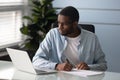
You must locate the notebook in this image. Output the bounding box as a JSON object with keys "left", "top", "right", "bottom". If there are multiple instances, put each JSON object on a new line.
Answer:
{"left": 6, "top": 48, "right": 57, "bottom": 75}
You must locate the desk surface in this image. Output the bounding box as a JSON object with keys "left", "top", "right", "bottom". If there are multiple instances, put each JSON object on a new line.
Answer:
{"left": 0, "top": 60, "right": 120, "bottom": 80}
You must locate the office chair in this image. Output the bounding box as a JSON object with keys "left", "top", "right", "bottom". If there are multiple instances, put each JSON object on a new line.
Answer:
{"left": 80, "top": 24, "right": 95, "bottom": 33}
{"left": 51, "top": 22, "right": 95, "bottom": 33}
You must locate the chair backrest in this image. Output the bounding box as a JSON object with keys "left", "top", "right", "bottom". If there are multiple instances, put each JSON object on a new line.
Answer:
{"left": 80, "top": 24, "right": 95, "bottom": 33}
{"left": 51, "top": 23, "right": 95, "bottom": 33}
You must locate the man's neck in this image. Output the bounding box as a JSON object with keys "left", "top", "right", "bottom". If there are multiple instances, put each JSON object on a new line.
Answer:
{"left": 67, "top": 27, "right": 81, "bottom": 38}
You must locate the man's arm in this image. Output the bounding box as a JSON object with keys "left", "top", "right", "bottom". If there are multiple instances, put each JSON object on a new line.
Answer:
{"left": 32, "top": 29, "right": 58, "bottom": 70}
{"left": 88, "top": 36, "right": 107, "bottom": 71}
{"left": 76, "top": 35, "right": 107, "bottom": 71}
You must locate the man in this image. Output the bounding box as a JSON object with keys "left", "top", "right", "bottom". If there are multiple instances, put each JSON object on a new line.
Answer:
{"left": 32, "top": 6, "right": 107, "bottom": 71}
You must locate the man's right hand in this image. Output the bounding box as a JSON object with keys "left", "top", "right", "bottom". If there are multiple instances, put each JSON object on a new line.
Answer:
{"left": 55, "top": 62, "right": 73, "bottom": 71}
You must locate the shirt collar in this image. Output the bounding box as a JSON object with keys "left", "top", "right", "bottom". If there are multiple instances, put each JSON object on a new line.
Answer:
{"left": 57, "top": 25, "right": 83, "bottom": 43}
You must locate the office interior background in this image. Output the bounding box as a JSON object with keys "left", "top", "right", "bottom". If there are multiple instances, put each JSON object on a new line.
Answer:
{"left": 0, "top": 0, "right": 120, "bottom": 73}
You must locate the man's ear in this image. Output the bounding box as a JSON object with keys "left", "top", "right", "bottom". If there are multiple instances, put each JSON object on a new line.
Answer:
{"left": 73, "top": 21, "right": 78, "bottom": 27}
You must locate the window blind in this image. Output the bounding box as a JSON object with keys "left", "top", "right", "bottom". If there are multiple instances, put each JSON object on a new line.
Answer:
{"left": 0, "top": 0, "right": 25, "bottom": 49}
{"left": 0, "top": 0, "right": 23, "bottom": 6}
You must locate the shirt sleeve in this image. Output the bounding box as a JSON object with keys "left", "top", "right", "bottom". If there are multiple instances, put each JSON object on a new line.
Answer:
{"left": 32, "top": 29, "right": 58, "bottom": 70}
{"left": 88, "top": 35, "right": 107, "bottom": 71}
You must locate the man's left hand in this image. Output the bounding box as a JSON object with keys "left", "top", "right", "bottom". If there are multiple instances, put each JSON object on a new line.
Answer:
{"left": 75, "top": 62, "right": 90, "bottom": 70}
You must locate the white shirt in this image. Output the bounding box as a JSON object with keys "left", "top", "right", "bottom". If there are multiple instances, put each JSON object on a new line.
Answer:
{"left": 63, "top": 35, "right": 81, "bottom": 66}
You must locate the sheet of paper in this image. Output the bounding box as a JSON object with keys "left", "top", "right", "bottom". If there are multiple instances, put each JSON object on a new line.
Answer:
{"left": 62, "top": 69, "right": 104, "bottom": 77}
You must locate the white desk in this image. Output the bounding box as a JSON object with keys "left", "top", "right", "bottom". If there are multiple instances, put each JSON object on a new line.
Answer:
{"left": 0, "top": 60, "right": 120, "bottom": 80}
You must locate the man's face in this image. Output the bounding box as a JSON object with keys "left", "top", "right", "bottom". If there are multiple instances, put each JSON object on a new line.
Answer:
{"left": 57, "top": 15, "right": 74, "bottom": 36}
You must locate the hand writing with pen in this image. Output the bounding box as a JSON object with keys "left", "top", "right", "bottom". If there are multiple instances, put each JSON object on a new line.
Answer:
{"left": 55, "top": 59, "right": 90, "bottom": 71}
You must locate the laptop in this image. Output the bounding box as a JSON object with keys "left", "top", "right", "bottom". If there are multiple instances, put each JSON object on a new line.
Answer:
{"left": 6, "top": 48, "right": 57, "bottom": 75}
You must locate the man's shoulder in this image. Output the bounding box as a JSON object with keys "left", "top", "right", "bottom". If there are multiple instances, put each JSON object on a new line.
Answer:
{"left": 81, "top": 29, "right": 96, "bottom": 38}
{"left": 49, "top": 28, "right": 58, "bottom": 32}
{"left": 82, "top": 29, "right": 94, "bottom": 34}
{"left": 47, "top": 28, "right": 65, "bottom": 42}
{"left": 47, "top": 28, "right": 62, "bottom": 38}
{"left": 49, "top": 28, "right": 59, "bottom": 35}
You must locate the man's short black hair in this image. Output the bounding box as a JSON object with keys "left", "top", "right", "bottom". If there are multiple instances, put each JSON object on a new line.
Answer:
{"left": 59, "top": 6, "right": 79, "bottom": 22}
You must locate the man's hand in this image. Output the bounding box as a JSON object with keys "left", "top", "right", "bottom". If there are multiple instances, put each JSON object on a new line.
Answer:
{"left": 76, "top": 62, "right": 90, "bottom": 70}
{"left": 55, "top": 62, "right": 73, "bottom": 71}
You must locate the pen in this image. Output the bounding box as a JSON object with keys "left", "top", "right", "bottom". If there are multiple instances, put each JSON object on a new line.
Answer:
{"left": 66, "top": 59, "right": 70, "bottom": 63}
{"left": 66, "top": 58, "right": 76, "bottom": 68}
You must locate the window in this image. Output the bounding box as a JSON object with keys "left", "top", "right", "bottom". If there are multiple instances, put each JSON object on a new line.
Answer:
{"left": 0, "top": 0, "right": 23, "bottom": 6}
{"left": 0, "top": 0, "right": 27, "bottom": 49}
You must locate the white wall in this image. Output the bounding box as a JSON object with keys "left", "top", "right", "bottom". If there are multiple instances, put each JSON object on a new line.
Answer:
{"left": 53, "top": 0, "right": 120, "bottom": 72}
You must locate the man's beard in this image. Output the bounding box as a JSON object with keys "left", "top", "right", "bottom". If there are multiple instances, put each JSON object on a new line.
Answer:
{"left": 60, "top": 29, "right": 74, "bottom": 36}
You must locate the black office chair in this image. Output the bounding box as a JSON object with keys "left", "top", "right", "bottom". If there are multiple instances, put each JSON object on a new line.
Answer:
{"left": 80, "top": 24, "right": 95, "bottom": 33}
{"left": 51, "top": 22, "right": 95, "bottom": 33}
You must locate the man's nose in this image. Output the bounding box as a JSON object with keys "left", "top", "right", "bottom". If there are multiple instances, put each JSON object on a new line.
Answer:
{"left": 58, "top": 23, "right": 63, "bottom": 29}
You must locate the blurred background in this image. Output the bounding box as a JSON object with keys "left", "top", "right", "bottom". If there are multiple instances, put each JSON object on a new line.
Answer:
{"left": 0, "top": 0, "right": 120, "bottom": 73}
